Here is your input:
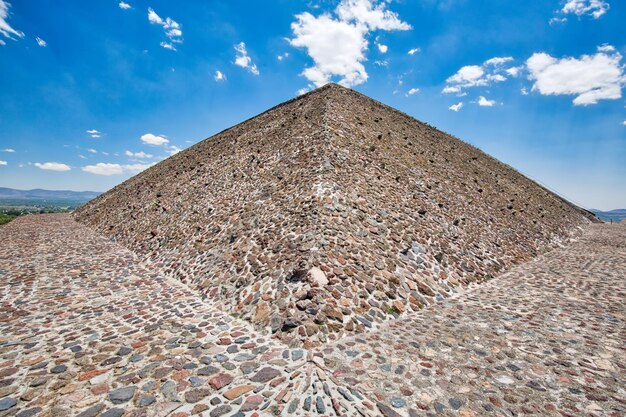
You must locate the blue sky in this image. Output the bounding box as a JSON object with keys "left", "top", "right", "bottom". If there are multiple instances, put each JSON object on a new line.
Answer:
{"left": 0, "top": 0, "right": 624, "bottom": 210}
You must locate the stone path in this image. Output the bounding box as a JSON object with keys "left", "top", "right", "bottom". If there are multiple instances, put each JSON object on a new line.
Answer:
{"left": 1, "top": 214, "right": 625, "bottom": 417}
{"left": 319, "top": 222, "right": 626, "bottom": 417}
{"left": 0, "top": 215, "right": 374, "bottom": 417}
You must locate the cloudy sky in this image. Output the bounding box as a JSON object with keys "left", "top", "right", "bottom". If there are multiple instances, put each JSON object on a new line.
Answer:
{"left": 0, "top": 0, "right": 624, "bottom": 210}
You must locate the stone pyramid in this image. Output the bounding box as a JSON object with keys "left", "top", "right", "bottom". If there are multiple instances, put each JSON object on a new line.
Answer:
{"left": 75, "top": 83, "right": 594, "bottom": 348}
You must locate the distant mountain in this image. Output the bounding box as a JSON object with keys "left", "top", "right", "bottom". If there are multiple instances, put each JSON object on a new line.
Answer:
{"left": 591, "top": 209, "right": 626, "bottom": 223}
{"left": 0, "top": 187, "right": 100, "bottom": 202}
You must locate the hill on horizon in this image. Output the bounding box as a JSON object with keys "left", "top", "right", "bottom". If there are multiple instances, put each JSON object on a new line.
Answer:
{"left": 0, "top": 187, "right": 101, "bottom": 202}
{"left": 592, "top": 208, "right": 626, "bottom": 223}
{"left": 75, "top": 83, "right": 595, "bottom": 347}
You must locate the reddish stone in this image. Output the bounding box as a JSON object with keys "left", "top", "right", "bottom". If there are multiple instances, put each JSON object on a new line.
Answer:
{"left": 172, "top": 369, "right": 190, "bottom": 382}
{"left": 78, "top": 369, "right": 107, "bottom": 382}
{"left": 90, "top": 383, "right": 109, "bottom": 395}
{"left": 21, "top": 357, "right": 44, "bottom": 366}
{"left": 240, "top": 395, "right": 264, "bottom": 412}
{"left": 269, "top": 376, "right": 285, "bottom": 387}
{"left": 223, "top": 385, "right": 255, "bottom": 400}
{"left": 0, "top": 367, "right": 18, "bottom": 377}
{"left": 209, "top": 373, "right": 234, "bottom": 390}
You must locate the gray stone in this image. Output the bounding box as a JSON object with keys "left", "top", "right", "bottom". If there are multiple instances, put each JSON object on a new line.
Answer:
{"left": 250, "top": 367, "right": 280, "bottom": 383}
{"left": 391, "top": 398, "right": 406, "bottom": 408}
{"left": 448, "top": 398, "right": 463, "bottom": 410}
{"left": 50, "top": 365, "right": 67, "bottom": 374}
{"left": 117, "top": 347, "right": 132, "bottom": 356}
{"left": 137, "top": 394, "right": 156, "bottom": 407}
{"left": 76, "top": 404, "right": 105, "bottom": 417}
{"left": 109, "top": 386, "right": 137, "bottom": 404}
{"left": 315, "top": 396, "right": 326, "bottom": 414}
{"left": 197, "top": 365, "right": 219, "bottom": 376}
{"left": 0, "top": 397, "right": 17, "bottom": 411}
{"left": 377, "top": 402, "right": 401, "bottom": 417}
{"left": 101, "top": 408, "right": 125, "bottom": 417}
{"left": 16, "top": 408, "right": 42, "bottom": 417}
{"left": 209, "top": 405, "right": 232, "bottom": 417}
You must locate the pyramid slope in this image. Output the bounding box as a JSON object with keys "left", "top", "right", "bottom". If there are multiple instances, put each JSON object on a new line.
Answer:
{"left": 75, "top": 84, "right": 592, "bottom": 346}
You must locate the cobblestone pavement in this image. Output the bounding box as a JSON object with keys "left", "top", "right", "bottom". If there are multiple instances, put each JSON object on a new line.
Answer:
{"left": 1, "top": 215, "right": 625, "bottom": 417}
{"left": 0, "top": 215, "right": 375, "bottom": 417}
{"left": 319, "top": 222, "right": 626, "bottom": 417}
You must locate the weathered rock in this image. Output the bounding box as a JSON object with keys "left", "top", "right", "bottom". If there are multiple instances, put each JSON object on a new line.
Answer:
{"left": 250, "top": 367, "right": 281, "bottom": 383}
{"left": 108, "top": 386, "right": 136, "bottom": 404}
{"left": 307, "top": 267, "right": 328, "bottom": 287}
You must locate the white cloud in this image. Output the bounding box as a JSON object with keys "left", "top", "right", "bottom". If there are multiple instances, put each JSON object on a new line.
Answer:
{"left": 374, "top": 59, "right": 388, "bottom": 67}
{"left": 119, "top": 1, "right": 131, "bottom": 10}
{"left": 408, "top": 47, "right": 420, "bottom": 55}
{"left": 87, "top": 148, "right": 97, "bottom": 154}
{"left": 86, "top": 129, "right": 102, "bottom": 138}
{"left": 477, "top": 96, "right": 496, "bottom": 106}
{"left": 335, "top": 0, "right": 411, "bottom": 30}
{"left": 561, "top": 0, "right": 609, "bottom": 19}
{"left": 125, "top": 150, "right": 153, "bottom": 159}
{"left": 234, "top": 42, "right": 259, "bottom": 75}
{"left": 526, "top": 45, "right": 625, "bottom": 106}
{"left": 622, "top": 120, "right": 626, "bottom": 126}
{"left": 34, "top": 162, "right": 71, "bottom": 171}
{"left": 277, "top": 52, "right": 289, "bottom": 61}
{"left": 148, "top": 7, "right": 182, "bottom": 50}
{"left": 549, "top": 16, "right": 568, "bottom": 25}
{"left": 405, "top": 87, "right": 419, "bottom": 96}
{"left": 289, "top": 0, "right": 410, "bottom": 87}
{"left": 141, "top": 133, "right": 169, "bottom": 146}
{"left": 377, "top": 42, "right": 388, "bottom": 53}
{"left": 168, "top": 146, "right": 181, "bottom": 155}
{"left": 0, "top": 160, "right": 6, "bottom": 166}
{"left": 447, "top": 65, "right": 484, "bottom": 85}
{"left": 442, "top": 85, "right": 461, "bottom": 94}
{"left": 449, "top": 102, "right": 463, "bottom": 112}
{"left": 214, "top": 70, "right": 226, "bottom": 81}
{"left": 505, "top": 66, "right": 523, "bottom": 77}
{"left": 484, "top": 56, "right": 513, "bottom": 66}
{"left": 35, "top": 37, "right": 46, "bottom": 47}
{"left": 82, "top": 162, "right": 153, "bottom": 176}
{"left": 443, "top": 57, "right": 514, "bottom": 94}
{"left": 297, "top": 87, "right": 309, "bottom": 96}
{"left": 1, "top": 148, "right": 15, "bottom": 152}
{"left": 82, "top": 163, "right": 124, "bottom": 176}
{"left": 0, "top": 0, "right": 24, "bottom": 45}
{"left": 598, "top": 44, "right": 615, "bottom": 53}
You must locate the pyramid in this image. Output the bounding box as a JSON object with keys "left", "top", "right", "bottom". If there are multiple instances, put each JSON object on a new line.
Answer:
{"left": 74, "top": 83, "right": 595, "bottom": 347}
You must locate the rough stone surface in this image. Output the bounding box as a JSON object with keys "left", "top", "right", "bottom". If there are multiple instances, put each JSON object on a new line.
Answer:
{"left": 0, "top": 215, "right": 374, "bottom": 416}
{"left": 320, "top": 221, "right": 626, "bottom": 417}
{"left": 73, "top": 83, "right": 594, "bottom": 345}
{"left": 1, "top": 214, "right": 624, "bottom": 416}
